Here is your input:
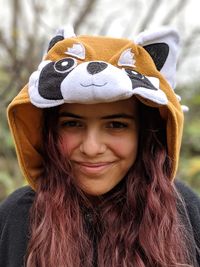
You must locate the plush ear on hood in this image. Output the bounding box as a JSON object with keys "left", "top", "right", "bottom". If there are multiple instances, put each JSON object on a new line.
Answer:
{"left": 135, "top": 27, "right": 180, "bottom": 89}
{"left": 47, "top": 26, "right": 76, "bottom": 51}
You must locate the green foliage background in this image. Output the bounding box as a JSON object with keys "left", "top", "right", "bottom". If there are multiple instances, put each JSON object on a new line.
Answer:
{"left": 176, "top": 83, "right": 200, "bottom": 194}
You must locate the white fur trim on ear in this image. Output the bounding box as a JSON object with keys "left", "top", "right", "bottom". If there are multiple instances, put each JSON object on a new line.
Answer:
{"left": 175, "top": 93, "right": 181, "bottom": 102}
{"left": 65, "top": 43, "right": 85, "bottom": 59}
{"left": 55, "top": 25, "right": 76, "bottom": 38}
{"left": 118, "top": 48, "right": 136, "bottom": 67}
{"left": 181, "top": 105, "right": 189, "bottom": 112}
{"left": 135, "top": 27, "right": 180, "bottom": 89}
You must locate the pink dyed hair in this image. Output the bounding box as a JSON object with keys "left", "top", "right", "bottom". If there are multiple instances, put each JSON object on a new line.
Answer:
{"left": 26, "top": 103, "right": 193, "bottom": 267}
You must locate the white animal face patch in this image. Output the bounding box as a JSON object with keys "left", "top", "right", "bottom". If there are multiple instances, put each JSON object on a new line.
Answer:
{"left": 28, "top": 48, "right": 168, "bottom": 108}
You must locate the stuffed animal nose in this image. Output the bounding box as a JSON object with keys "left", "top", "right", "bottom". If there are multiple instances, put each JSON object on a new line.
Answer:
{"left": 87, "top": 62, "right": 108, "bottom": 75}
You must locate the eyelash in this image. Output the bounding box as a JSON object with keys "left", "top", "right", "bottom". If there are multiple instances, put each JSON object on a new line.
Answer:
{"left": 106, "top": 121, "right": 128, "bottom": 129}
{"left": 60, "top": 120, "right": 83, "bottom": 128}
{"left": 60, "top": 120, "right": 128, "bottom": 129}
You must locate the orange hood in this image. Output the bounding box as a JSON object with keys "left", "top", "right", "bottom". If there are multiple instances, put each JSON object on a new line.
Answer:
{"left": 7, "top": 27, "right": 184, "bottom": 189}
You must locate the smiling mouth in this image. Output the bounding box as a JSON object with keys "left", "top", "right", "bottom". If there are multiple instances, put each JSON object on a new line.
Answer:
{"left": 73, "top": 161, "right": 115, "bottom": 176}
{"left": 80, "top": 82, "right": 108, "bottom": 87}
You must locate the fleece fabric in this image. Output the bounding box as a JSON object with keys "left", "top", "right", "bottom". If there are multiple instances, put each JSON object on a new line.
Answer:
{"left": 0, "top": 181, "right": 200, "bottom": 267}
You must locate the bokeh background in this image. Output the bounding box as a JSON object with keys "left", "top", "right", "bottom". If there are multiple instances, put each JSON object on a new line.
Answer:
{"left": 0, "top": 0, "right": 200, "bottom": 201}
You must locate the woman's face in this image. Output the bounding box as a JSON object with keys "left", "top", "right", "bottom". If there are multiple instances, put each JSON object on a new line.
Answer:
{"left": 58, "top": 98, "right": 139, "bottom": 196}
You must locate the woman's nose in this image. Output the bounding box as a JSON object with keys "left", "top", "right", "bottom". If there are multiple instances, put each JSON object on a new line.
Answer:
{"left": 79, "top": 129, "right": 106, "bottom": 157}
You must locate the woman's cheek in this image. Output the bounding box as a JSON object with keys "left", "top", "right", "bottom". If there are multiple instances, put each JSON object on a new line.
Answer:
{"left": 111, "top": 135, "right": 138, "bottom": 158}
{"left": 59, "top": 133, "right": 80, "bottom": 156}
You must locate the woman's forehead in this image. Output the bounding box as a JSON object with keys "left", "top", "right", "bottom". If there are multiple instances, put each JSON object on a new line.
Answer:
{"left": 59, "top": 97, "right": 138, "bottom": 117}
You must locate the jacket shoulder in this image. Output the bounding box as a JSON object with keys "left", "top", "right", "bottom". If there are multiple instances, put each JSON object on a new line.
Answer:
{"left": 175, "top": 180, "right": 200, "bottom": 205}
{"left": 175, "top": 179, "right": 200, "bottom": 265}
{"left": 0, "top": 186, "right": 35, "bottom": 233}
{"left": 175, "top": 179, "right": 200, "bottom": 228}
{"left": 0, "top": 186, "right": 35, "bottom": 266}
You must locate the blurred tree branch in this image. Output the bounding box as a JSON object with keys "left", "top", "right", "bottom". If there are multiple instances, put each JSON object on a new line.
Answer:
{"left": 74, "top": 0, "right": 97, "bottom": 32}
{"left": 99, "top": 11, "right": 122, "bottom": 35}
{"left": 0, "top": 30, "right": 13, "bottom": 57}
{"left": 11, "top": 0, "right": 20, "bottom": 63}
{"left": 161, "top": 0, "right": 188, "bottom": 25}
{"left": 137, "top": 0, "right": 162, "bottom": 32}
{"left": 178, "top": 27, "right": 200, "bottom": 66}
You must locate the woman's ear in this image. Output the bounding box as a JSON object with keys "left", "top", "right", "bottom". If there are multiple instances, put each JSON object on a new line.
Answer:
{"left": 47, "top": 25, "right": 76, "bottom": 51}
{"left": 135, "top": 27, "right": 180, "bottom": 89}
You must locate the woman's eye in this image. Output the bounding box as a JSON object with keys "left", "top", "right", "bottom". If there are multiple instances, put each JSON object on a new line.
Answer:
{"left": 107, "top": 121, "right": 128, "bottom": 129}
{"left": 61, "top": 120, "right": 83, "bottom": 128}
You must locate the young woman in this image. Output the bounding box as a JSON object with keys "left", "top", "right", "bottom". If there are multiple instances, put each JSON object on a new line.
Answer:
{"left": 0, "top": 27, "right": 200, "bottom": 267}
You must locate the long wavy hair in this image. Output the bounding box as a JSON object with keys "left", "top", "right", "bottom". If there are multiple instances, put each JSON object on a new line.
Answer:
{"left": 26, "top": 102, "right": 194, "bottom": 267}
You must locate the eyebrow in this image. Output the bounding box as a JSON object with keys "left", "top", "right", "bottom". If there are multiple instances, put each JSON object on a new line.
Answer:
{"left": 59, "top": 112, "right": 83, "bottom": 119}
{"left": 59, "top": 112, "right": 136, "bottom": 120}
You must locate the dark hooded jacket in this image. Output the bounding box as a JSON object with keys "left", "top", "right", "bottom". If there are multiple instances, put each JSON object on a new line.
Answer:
{"left": 0, "top": 180, "right": 200, "bottom": 267}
